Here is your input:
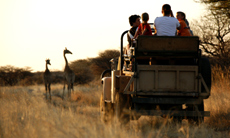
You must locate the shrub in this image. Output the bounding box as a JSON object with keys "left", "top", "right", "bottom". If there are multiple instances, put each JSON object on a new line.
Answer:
{"left": 0, "top": 66, "right": 33, "bottom": 86}
{"left": 69, "top": 59, "right": 94, "bottom": 84}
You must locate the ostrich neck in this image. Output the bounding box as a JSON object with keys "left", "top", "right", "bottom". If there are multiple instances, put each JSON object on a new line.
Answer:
{"left": 64, "top": 53, "right": 68, "bottom": 67}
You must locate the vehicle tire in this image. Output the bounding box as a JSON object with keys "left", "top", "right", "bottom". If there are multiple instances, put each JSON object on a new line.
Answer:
{"left": 100, "top": 93, "right": 113, "bottom": 123}
{"left": 115, "top": 93, "right": 130, "bottom": 124}
{"left": 200, "top": 57, "right": 211, "bottom": 93}
{"left": 187, "top": 101, "right": 204, "bottom": 125}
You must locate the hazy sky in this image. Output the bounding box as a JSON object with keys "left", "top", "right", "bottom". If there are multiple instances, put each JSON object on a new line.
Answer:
{"left": 0, "top": 0, "right": 206, "bottom": 72}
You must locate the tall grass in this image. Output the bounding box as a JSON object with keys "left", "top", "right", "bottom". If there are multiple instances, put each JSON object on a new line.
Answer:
{"left": 204, "top": 66, "right": 230, "bottom": 131}
{"left": 0, "top": 71, "right": 230, "bottom": 138}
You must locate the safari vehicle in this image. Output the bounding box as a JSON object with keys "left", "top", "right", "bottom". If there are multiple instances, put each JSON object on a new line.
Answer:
{"left": 100, "top": 30, "right": 211, "bottom": 124}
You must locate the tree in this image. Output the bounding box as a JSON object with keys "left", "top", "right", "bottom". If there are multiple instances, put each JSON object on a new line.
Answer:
{"left": 198, "top": 0, "right": 230, "bottom": 19}
{"left": 90, "top": 49, "right": 120, "bottom": 76}
{"left": 191, "top": 11, "right": 230, "bottom": 68}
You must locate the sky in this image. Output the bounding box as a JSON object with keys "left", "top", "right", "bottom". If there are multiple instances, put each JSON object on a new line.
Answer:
{"left": 0, "top": 0, "right": 206, "bottom": 72}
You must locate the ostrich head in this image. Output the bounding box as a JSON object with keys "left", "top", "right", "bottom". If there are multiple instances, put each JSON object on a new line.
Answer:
{"left": 45, "top": 59, "right": 51, "bottom": 65}
{"left": 64, "top": 47, "right": 72, "bottom": 54}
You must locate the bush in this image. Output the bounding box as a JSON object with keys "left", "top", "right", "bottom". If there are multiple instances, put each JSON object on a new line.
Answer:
{"left": 69, "top": 49, "right": 120, "bottom": 84}
{"left": 69, "top": 59, "right": 94, "bottom": 84}
{"left": 0, "top": 66, "right": 33, "bottom": 86}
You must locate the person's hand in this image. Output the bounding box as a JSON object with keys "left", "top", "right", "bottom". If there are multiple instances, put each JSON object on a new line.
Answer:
{"left": 132, "top": 38, "right": 137, "bottom": 43}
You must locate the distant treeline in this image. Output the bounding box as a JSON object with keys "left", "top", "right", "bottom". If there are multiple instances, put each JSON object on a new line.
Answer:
{"left": 0, "top": 49, "right": 120, "bottom": 86}
{"left": 1, "top": 48, "right": 230, "bottom": 86}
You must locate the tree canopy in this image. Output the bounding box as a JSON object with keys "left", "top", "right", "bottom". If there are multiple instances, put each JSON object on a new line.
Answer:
{"left": 198, "top": 0, "right": 230, "bottom": 18}
{"left": 191, "top": 8, "right": 230, "bottom": 68}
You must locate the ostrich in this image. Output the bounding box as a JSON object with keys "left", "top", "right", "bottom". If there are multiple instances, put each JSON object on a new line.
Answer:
{"left": 44, "top": 59, "right": 52, "bottom": 100}
{"left": 63, "top": 48, "right": 75, "bottom": 99}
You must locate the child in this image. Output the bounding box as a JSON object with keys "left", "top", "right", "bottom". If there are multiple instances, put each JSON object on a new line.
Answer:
{"left": 134, "top": 12, "right": 152, "bottom": 39}
{"left": 176, "top": 11, "right": 192, "bottom": 36}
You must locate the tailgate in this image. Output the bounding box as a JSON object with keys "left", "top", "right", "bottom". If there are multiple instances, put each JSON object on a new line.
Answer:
{"left": 136, "top": 65, "right": 199, "bottom": 96}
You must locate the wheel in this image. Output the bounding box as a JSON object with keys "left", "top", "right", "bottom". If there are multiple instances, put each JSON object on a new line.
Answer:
{"left": 115, "top": 93, "right": 130, "bottom": 124}
{"left": 200, "top": 57, "right": 211, "bottom": 93}
{"left": 100, "top": 93, "right": 114, "bottom": 123}
{"left": 187, "top": 101, "right": 204, "bottom": 125}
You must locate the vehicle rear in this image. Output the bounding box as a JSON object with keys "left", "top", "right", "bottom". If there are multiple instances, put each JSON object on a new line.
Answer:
{"left": 100, "top": 32, "right": 211, "bottom": 124}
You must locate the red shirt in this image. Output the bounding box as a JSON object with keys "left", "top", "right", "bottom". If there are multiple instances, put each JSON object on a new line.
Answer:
{"left": 137, "top": 23, "right": 152, "bottom": 36}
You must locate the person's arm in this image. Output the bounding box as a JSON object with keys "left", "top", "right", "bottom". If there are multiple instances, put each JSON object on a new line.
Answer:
{"left": 133, "top": 30, "right": 138, "bottom": 39}
{"left": 170, "top": 10, "right": 174, "bottom": 17}
{"left": 133, "top": 27, "right": 140, "bottom": 39}
{"left": 184, "top": 26, "right": 190, "bottom": 29}
{"left": 153, "top": 24, "right": 157, "bottom": 35}
{"left": 127, "top": 32, "right": 131, "bottom": 45}
{"left": 177, "top": 21, "right": 182, "bottom": 36}
{"left": 177, "top": 26, "right": 181, "bottom": 36}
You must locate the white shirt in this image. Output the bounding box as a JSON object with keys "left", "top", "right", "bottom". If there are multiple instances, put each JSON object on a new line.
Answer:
{"left": 154, "top": 16, "right": 180, "bottom": 36}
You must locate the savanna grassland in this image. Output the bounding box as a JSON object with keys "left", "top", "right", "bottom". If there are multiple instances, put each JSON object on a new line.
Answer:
{"left": 0, "top": 69, "right": 230, "bottom": 138}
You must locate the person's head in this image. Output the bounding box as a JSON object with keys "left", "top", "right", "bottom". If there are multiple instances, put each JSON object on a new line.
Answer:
{"left": 129, "top": 15, "right": 141, "bottom": 27}
{"left": 141, "top": 12, "right": 149, "bottom": 22}
{"left": 162, "top": 4, "right": 171, "bottom": 16}
{"left": 176, "top": 11, "right": 186, "bottom": 21}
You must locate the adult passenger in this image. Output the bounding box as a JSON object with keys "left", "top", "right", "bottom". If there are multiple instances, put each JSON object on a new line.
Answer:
{"left": 154, "top": 4, "right": 180, "bottom": 36}
{"left": 176, "top": 11, "right": 192, "bottom": 36}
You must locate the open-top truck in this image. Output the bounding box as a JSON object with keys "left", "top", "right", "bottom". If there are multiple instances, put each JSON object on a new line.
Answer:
{"left": 100, "top": 30, "right": 211, "bottom": 124}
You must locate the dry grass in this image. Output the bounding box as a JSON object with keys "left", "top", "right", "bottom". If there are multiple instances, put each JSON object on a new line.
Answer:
{"left": 204, "top": 66, "right": 230, "bottom": 131}
{"left": 0, "top": 76, "right": 230, "bottom": 138}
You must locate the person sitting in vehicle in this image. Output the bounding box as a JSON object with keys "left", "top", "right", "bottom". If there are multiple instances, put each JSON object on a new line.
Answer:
{"left": 123, "top": 15, "right": 141, "bottom": 70}
{"left": 133, "top": 12, "right": 152, "bottom": 39}
{"left": 185, "top": 18, "right": 194, "bottom": 36}
{"left": 176, "top": 11, "right": 192, "bottom": 36}
{"left": 125, "top": 14, "right": 141, "bottom": 56}
{"left": 154, "top": 4, "right": 180, "bottom": 36}
{"left": 127, "top": 15, "right": 141, "bottom": 46}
